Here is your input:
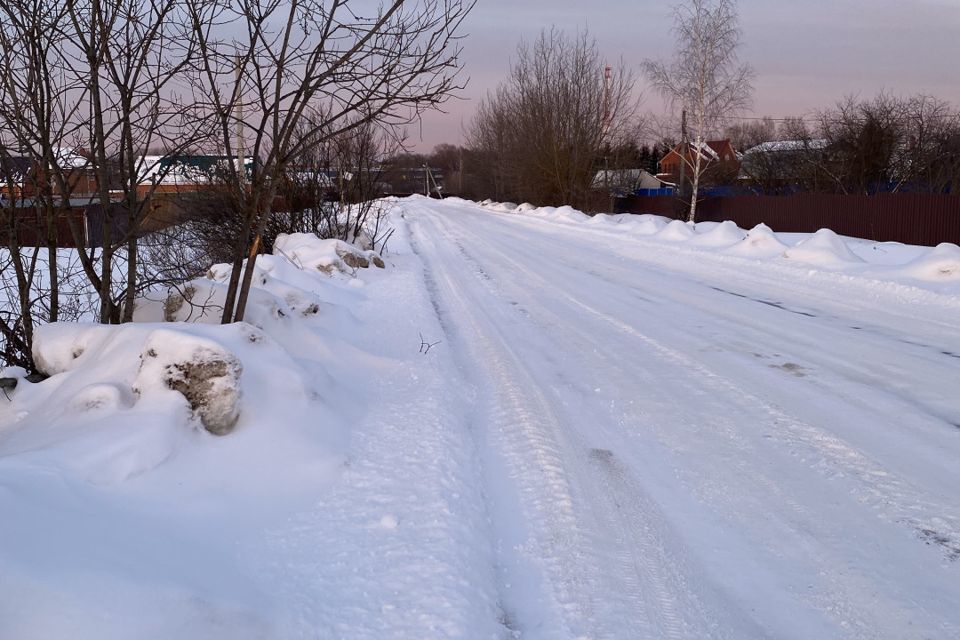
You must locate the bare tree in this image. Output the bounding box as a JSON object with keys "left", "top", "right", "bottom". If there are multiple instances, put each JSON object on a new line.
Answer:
{"left": 725, "top": 116, "right": 776, "bottom": 152}
{"left": 274, "top": 117, "right": 399, "bottom": 249}
{"left": 66, "top": 0, "right": 203, "bottom": 323}
{"left": 644, "top": 0, "right": 753, "bottom": 222}
{"left": 899, "top": 94, "right": 960, "bottom": 194}
{"left": 815, "top": 93, "right": 907, "bottom": 195}
{"left": 468, "top": 29, "right": 640, "bottom": 209}
{"left": 185, "top": 0, "right": 474, "bottom": 324}
{"left": 0, "top": 0, "right": 474, "bottom": 368}
{"left": 0, "top": 0, "right": 91, "bottom": 368}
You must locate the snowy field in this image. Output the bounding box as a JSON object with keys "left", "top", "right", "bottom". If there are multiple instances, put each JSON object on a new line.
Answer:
{"left": 1, "top": 196, "right": 959, "bottom": 639}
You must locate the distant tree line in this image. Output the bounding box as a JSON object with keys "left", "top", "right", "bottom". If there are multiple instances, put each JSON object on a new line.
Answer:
{"left": 733, "top": 94, "right": 960, "bottom": 196}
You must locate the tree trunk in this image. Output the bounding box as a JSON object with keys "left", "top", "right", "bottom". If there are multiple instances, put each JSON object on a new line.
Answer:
{"left": 45, "top": 203, "right": 59, "bottom": 323}
{"left": 688, "top": 136, "right": 704, "bottom": 224}
{"left": 220, "top": 203, "right": 257, "bottom": 324}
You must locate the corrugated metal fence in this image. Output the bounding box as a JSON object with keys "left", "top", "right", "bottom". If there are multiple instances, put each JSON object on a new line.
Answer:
{"left": 614, "top": 193, "right": 960, "bottom": 246}
{"left": 2, "top": 204, "right": 130, "bottom": 249}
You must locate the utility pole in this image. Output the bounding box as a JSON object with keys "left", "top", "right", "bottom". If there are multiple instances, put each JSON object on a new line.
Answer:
{"left": 603, "top": 65, "right": 613, "bottom": 192}
{"left": 679, "top": 108, "right": 688, "bottom": 212}
{"left": 235, "top": 54, "right": 244, "bottom": 184}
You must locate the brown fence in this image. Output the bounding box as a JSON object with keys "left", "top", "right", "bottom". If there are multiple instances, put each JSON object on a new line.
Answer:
{"left": 1, "top": 205, "right": 134, "bottom": 248}
{"left": 1, "top": 208, "right": 88, "bottom": 248}
{"left": 614, "top": 193, "right": 960, "bottom": 247}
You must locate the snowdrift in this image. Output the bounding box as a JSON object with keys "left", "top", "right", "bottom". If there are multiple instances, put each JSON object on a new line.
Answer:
{"left": 724, "top": 224, "right": 790, "bottom": 258}
{"left": 0, "top": 231, "right": 392, "bottom": 636}
{"left": 656, "top": 219, "right": 697, "bottom": 242}
{"left": 899, "top": 242, "right": 960, "bottom": 282}
{"left": 477, "top": 199, "right": 960, "bottom": 295}
{"left": 688, "top": 220, "right": 747, "bottom": 248}
{"left": 4, "top": 233, "right": 370, "bottom": 482}
{"left": 783, "top": 228, "right": 864, "bottom": 266}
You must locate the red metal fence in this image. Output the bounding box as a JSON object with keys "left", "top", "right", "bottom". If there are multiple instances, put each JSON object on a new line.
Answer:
{"left": 1, "top": 209, "right": 88, "bottom": 248}
{"left": 614, "top": 193, "right": 960, "bottom": 246}
{"left": 1, "top": 205, "right": 133, "bottom": 248}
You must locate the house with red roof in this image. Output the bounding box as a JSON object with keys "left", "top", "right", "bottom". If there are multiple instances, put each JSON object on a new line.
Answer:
{"left": 656, "top": 139, "right": 740, "bottom": 188}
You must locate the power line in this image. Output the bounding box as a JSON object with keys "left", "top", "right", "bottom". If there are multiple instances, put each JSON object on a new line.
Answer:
{"left": 723, "top": 113, "right": 960, "bottom": 124}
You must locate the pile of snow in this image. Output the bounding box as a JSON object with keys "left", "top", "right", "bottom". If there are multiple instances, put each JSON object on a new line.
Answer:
{"left": 724, "top": 224, "right": 791, "bottom": 258}
{"left": 0, "top": 229, "right": 395, "bottom": 636}
{"left": 575, "top": 212, "right": 665, "bottom": 235}
{"left": 135, "top": 330, "right": 243, "bottom": 435}
{"left": 483, "top": 201, "right": 519, "bottom": 213}
{"left": 133, "top": 236, "right": 374, "bottom": 333}
{"left": 783, "top": 228, "right": 864, "bottom": 266}
{"left": 8, "top": 318, "right": 329, "bottom": 487}
{"left": 32, "top": 323, "right": 248, "bottom": 437}
{"left": 480, "top": 200, "right": 595, "bottom": 223}
{"left": 486, "top": 199, "right": 960, "bottom": 294}
{"left": 689, "top": 220, "right": 747, "bottom": 248}
{"left": 552, "top": 205, "right": 591, "bottom": 223}
{"left": 655, "top": 219, "right": 697, "bottom": 242}
{"left": 899, "top": 242, "right": 960, "bottom": 281}
{"left": 273, "top": 233, "right": 384, "bottom": 273}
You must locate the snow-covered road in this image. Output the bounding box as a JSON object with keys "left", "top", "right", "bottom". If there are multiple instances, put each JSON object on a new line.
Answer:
{"left": 4, "top": 197, "right": 959, "bottom": 639}
{"left": 401, "top": 197, "right": 960, "bottom": 639}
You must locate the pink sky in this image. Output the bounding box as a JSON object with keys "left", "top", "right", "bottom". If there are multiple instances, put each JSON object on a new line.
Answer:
{"left": 408, "top": 0, "right": 960, "bottom": 151}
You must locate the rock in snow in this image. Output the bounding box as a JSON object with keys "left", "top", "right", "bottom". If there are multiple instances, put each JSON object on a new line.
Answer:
{"left": 135, "top": 332, "right": 243, "bottom": 436}
{"left": 273, "top": 233, "right": 385, "bottom": 275}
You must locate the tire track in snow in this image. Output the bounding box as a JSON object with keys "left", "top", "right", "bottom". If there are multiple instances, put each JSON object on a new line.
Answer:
{"left": 414, "top": 209, "right": 768, "bottom": 639}
{"left": 412, "top": 217, "right": 599, "bottom": 638}
{"left": 421, "top": 205, "right": 960, "bottom": 638}
{"left": 455, "top": 208, "right": 960, "bottom": 559}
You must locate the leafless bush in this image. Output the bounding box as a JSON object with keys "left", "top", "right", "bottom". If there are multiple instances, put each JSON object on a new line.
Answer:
{"left": 468, "top": 28, "right": 641, "bottom": 209}
{"left": 185, "top": 0, "right": 474, "bottom": 322}
{"left": 771, "top": 93, "right": 960, "bottom": 195}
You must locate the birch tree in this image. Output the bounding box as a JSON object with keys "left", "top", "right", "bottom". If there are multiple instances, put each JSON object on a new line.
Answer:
{"left": 644, "top": 0, "right": 753, "bottom": 222}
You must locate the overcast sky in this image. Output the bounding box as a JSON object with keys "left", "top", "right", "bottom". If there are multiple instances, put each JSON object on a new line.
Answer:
{"left": 408, "top": 0, "right": 960, "bottom": 151}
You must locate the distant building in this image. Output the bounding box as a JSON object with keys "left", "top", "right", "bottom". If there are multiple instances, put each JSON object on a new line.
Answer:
{"left": 135, "top": 154, "right": 254, "bottom": 198}
{"left": 592, "top": 169, "right": 666, "bottom": 196}
{"left": 739, "top": 139, "right": 829, "bottom": 192}
{"left": 0, "top": 148, "right": 99, "bottom": 204}
{"left": 376, "top": 166, "right": 444, "bottom": 196}
{"left": 657, "top": 139, "right": 740, "bottom": 187}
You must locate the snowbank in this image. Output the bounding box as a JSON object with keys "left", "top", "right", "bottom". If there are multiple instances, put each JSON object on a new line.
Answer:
{"left": 273, "top": 233, "right": 385, "bottom": 273}
{"left": 783, "top": 228, "right": 864, "bottom": 266}
{"left": 471, "top": 199, "right": 960, "bottom": 295}
{"left": 689, "top": 220, "right": 746, "bottom": 248}
{"left": 723, "top": 224, "right": 791, "bottom": 258}
{"left": 656, "top": 219, "right": 697, "bottom": 242}
{"left": 0, "top": 229, "right": 393, "bottom": 637}
{"left": 899, "top": 242, "right": 960, "bottom": 282}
